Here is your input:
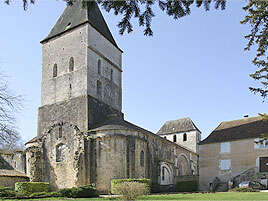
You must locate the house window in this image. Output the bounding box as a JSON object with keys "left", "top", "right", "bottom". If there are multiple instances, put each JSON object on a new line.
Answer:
{"left": 110, "top": 69, "right": 113, "bottom": 81}
{"left": 140, "top": 151, "right": 144, "bottom": 167}
{"left": 220, "top": 142, "right": 230, "bottom": 153}
{"left": 254, "top": 138, "right": 268, "bottom": 149}
{"left": 56, "top": 143, "right": 66, "bottom": 162}
{"left": 173, "top": 135, "right": 177, "bottom": 142}
{"left": 220, "top": 159, "right": 231, "bottom": 170}
{"left": 69, "top": 57, "right": 74, "bottom": 72}
{"left": 183, "top": 133, "right": 187, "bottom": 142}
{"left": 259, "top": 157, "right": 268, "bottom": 172}
{"left": 97, "top": 80, "right": 102, "bottom": 97}
{"left": 53, "top": 64, "right": 58, "bottom": 77}
{"left": 98, "top": 59, "right": 101, "bottom": 75}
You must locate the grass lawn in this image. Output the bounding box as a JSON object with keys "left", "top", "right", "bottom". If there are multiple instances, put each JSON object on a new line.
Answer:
{"left": 4, "top": 192, "right": 268, "bottom": 201}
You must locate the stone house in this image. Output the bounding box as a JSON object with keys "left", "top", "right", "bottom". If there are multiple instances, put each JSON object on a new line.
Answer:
{"left": 199, "top": 115, "right": 268, "bottom": 191}
{"left": 23, "top": 1, "right": 199, "bottom": 193}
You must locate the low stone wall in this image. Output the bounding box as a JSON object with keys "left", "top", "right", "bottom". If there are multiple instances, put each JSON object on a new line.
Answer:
{"left": 0, "top": 175, "right": 29, "bottom": 189}
{"left": 176, "top": 175, "right": 199, "bottom": 183}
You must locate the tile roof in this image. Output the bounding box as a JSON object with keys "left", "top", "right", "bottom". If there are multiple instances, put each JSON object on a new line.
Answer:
{"left": 157, "top": 117, "right": 200, "bottom": 135}
{"left": 199, "top": 116, "right": 268, "bottom": 145}
{"left": 41, "top": 0, "right": 118, "bottom": 48}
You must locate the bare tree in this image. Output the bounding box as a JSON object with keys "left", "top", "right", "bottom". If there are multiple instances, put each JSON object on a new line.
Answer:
{"left": 0, "top": 72, "right": 23, "bottom": 150}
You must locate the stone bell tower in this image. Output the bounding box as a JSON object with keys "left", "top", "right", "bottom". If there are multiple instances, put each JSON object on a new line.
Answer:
{"left": 37, "top": 0, "right": 123, "bottom": 136}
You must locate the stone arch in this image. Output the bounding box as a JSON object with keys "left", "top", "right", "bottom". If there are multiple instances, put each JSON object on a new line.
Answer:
{"left": 177, "top": 153, "right": 190, "bottom": 176}
{"left": 160, "top": 162, "right": 173, "bottom": 185}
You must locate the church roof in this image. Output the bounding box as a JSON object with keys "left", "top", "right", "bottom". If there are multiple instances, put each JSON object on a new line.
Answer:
{"left": 89, "top": 115, "right": 154, "bottom": 135}
{"left": 157, "top": 117, "right": 200, "bottom": 135}
{"left": 199, "top": 116, "right": 268, "bottom": 145}
{"left": 41, "top": 1, "right": 118, "bottom": 48}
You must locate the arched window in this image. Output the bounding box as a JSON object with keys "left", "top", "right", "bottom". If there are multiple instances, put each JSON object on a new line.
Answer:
{"left": 56, "top": 143, "right": 66, "bottom": 162}
{"left": 110, "top": 69, "right": 113, "bottom": 81}
{"left": 173, "top": 135, "right": 177, "bottom": 142}
{"left": 162, "top": 167, "right": 165, "bottom": 181}
{"left": 140, "top": 150, "right": 144, "bottom": 167}
{"left": 69, "top": 57, "right": 74, "bottom": 72}
{"left": 164, "top": 136, "right": 167, "bottom": 139}
{"left": 97, "top": 80, "right": 102, "bottom": 97}
{"left": 53, "top": 64, "right": 58, "bottom": 78}
{"left": 183, "top": 133, "right": 187, "bottom": 142}
{"left": 98, "top": 59, "right": 101, "bottom": 75}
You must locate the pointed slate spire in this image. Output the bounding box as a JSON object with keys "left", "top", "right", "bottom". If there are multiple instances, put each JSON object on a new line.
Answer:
{"left": 41, "top": 1, "right": 118, "bottom": 48}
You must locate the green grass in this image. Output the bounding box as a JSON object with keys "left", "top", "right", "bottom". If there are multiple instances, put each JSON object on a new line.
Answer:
{"left": 4, "top": 192, "right": 268, "bottom": 201}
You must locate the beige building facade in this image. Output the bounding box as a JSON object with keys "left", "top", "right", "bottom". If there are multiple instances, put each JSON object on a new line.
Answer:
{"left": 199, "top": 116, "right": 268, "bottom": 191}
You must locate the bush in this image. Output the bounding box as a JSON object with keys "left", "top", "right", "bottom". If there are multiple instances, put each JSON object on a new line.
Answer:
{"left": 57, "top": 184, "right": 98, "bottom": 198}
{"left": 230, "top": 187, "right": 260, "bottom": 192}
{"left": 175, "top": 181, "right": 198, "bottom": 192}
{"left": 113, "top": 182, "right": 149, "bottom": 201}
{"left": 15, "top": 182, "right": 50, "bottom": 195}
{"left": 0, "top": 186, "right": 16, "bottom": 198}
{"left": 29, "top": 191, "right": 62, "bottom": 198}
{"left": 111, "top": 179, "right": 150, "bottom": 194}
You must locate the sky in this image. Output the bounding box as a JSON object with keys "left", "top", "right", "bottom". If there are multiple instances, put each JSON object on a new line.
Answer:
{"left": 0, "top": 0, "right": 267, "bottom": 144}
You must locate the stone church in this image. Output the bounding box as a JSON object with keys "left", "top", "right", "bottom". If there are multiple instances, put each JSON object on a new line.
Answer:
{"left": 23, "top": 1, "right": 199, "bottom": 193}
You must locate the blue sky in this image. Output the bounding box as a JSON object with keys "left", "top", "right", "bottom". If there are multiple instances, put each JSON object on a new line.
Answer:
{"left": 0, "top": 0, "right": 266, "bottom": 143}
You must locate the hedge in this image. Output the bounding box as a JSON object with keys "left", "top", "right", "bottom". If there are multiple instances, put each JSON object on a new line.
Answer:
{"left": 57, "top": 184, "right": 98, "bottom": 198}
{"left": 111, "top": 179, "right": 150, "bottom": 194}
{"left": 15, "top": 182, "right": 50, "bottom": 195}
{"left": 175, "top": 181, "right": 198, "bottom": 192}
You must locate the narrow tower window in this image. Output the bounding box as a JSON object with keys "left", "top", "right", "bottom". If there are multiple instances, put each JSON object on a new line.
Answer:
{"left": 98, "top": 59, "right": 101, "bottom": 75}
{"left": 173, "top": 135, "right": 177, "bottom": 142}
{"left": 183, "top": 133, "right": 187, "bottom": 142}
{"left": 97, "top": 80, "right": 102, "bottom": 97}
{"left": 162, "top": 167, "right": 165, "bottom": 181}
{"left": 69, "top": 57, "right": 74, "bottom": 72}
{"left": 110, "top": 69, "right": 113, "bottom": 81}
{"left": 53, "top": 64, "right": 58, "bottom": 78}
{"left": 140, "top": 150, "right": 144, "bottom": 167}
{"left": 58, "top": 126, "right": 63, "bottom": 138}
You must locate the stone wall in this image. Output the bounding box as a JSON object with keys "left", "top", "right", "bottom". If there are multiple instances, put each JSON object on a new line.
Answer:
{"left": 0, "top": 151, "right": 25, "bottom": 173}
{"left": 87, "top": 127, "right": 198, "bottom": 193}
{"left": 41, "top": 23, "right": 122, "bottom": 112}
{"left": 160, "top": 130, "right": 200, "bottom": 153}
{"left": 41, "top": 25, "right": 88, "bottom": 106}
{"left": 0, "top": 175, "right": 29, "bottom": 189}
